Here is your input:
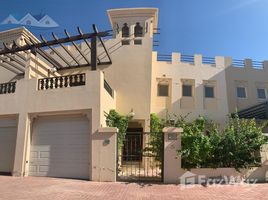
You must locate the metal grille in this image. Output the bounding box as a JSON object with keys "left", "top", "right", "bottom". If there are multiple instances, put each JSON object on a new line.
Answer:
{"left": 117, "top": 131, "right": 164, "bottom": 182}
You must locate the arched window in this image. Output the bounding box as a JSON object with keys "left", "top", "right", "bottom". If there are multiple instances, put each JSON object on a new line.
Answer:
{"left": 122, "top": 23, "right": 129, "bottom": 38}
{"left": 134, "top": 22, "right": 143, "bottom": 37}
{"left": 45, "top": 20, "right": 50, "bottom": 25}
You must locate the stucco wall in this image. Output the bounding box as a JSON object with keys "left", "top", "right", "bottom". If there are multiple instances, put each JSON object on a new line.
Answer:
{"left": 0, "top": 27, "right": 40, "bottom": 83}
{"left": 152, "top": 52, "right": 229, "bottom": 125}
{"left": 100, "top": 79, "right": 116, "bottom": 127}
{"left": 0, "top": 54, "right": 116, "bottom": 178}
{"left": 225, "top": 58, "right": 268, "bottom": 112}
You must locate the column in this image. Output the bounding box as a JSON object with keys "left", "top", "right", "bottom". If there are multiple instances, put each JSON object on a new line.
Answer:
{"left": 162, "top": 127, "right": 183, "bottom": 183}
{"left": 13, "top": 114, "right": 30, "bottom": 176}
{"left": 91, "top": 127, "right": 118, "bottom": 182}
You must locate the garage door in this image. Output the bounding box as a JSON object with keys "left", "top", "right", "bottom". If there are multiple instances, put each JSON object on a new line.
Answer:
{"left": 29, "top": 115, "right": 90, "bottom": 179}
{"left": 0, "top": 118, "right": 17, "bottom": 173}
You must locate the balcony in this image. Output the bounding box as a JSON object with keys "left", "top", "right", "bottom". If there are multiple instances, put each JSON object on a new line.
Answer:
{"left": 0, "top": 71, "right": 116, "bottom": 121}
{"left": 38, "top": 74, "right": 86, "bottom": 90}
{"left": 0, "top": 82, "right": 16, "bottom": 95}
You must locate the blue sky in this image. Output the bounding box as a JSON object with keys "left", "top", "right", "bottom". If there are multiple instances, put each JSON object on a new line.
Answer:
{"left": 1, "top": 0, "right": 268, "bottom": 61}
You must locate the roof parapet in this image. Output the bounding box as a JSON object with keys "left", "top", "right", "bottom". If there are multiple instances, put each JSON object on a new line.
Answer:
{"left": 155, "top": 51, "right": 268, "bottom": 70}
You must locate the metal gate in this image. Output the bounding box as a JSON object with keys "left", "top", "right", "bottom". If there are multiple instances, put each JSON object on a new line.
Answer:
{"left": 117, "top": 131, "right": 164, "bottom": 182}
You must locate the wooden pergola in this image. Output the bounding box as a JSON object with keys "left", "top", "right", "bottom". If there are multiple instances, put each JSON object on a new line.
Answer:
{"left": 0, "top": 24, "right": 112, "bottom": 75}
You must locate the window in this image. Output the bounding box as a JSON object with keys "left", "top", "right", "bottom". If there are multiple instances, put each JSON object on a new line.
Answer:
{"left": 158, "top": 84, "right": 169, "bottom": 96}
{"left": 122, "top": 23, "right": 129, "bottom": 38}
{"left": 204, "top": 86, "right": 214, "bottom": 98}
{"left": 182, "top": 85, "right": 192, "bottom": 97}
{"left": 237, "top": 87, "right": 246, "bottom": 98}
{"left": 134, "top": 39, "right": 142, "bottom": 45}
{"left": 257, "top": 88, "right": 266, "bottom": 99}
{"left": 45, "top": 20, "right": 50, "bottom": 25}
{"left": 134, "top": 22, "right": 143, "bottom": 37}
{"left": 26, "top": 20, "right": 31, "bottom": 25}
{"left": 121, "top": 40, "right": 130, "bottom": 45}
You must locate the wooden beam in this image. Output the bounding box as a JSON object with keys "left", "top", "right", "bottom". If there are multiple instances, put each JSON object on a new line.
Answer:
{"left": 52, "top": 32, "right": 80, "bottom": 66}
{"left": 0, "top": 30, "right": 111, "bottom": 55}
{"left": 0, "top": 56, "right": 24, "bottom": 73}
{"left": 92, "top": 24, "right": 112, "bottom": 64}
{"left": 40, "top": 35, "right": 71, "bottom": 67}
{"left": 91, "top": 35, "right": 97, "bottom": 71}
{"left": 25, "top": 38, "right": 64, "bottom": 69}
{"left": 3, "top": 42, "right": 27, "bottom": 61}
{"left": 4, "top": 54, "right": 25, "bottom": 68}
{"left": 56, "top": 61, "right": 111, "bottom": 72}
{"left": 0, "top": 61, "right": 21, "bottom": 74}
{"left": 77, "top": 27, "right": 101, "bottom": 64}
{"left": 64, "top": 29, "right": 90, "bottom": 65}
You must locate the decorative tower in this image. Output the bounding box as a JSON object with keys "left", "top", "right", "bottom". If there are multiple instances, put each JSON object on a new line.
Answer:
{"left": 107, "top": 8, "right": 158, "bottom": 45}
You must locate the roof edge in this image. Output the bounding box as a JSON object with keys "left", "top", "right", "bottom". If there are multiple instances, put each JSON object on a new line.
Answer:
{"left": 0, "top": 26, "right": 40, "bottom": 43}
{"left": 107, "top": 7, "right": 159, "bottom": 30}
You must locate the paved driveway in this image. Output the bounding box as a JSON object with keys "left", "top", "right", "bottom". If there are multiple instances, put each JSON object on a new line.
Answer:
{"left": 0, "top": 176, "right": 268, "bottom": 200}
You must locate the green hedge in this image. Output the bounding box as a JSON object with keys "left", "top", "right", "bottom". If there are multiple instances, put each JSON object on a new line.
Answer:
{"left": 177, "top": 113, "right": 267, "bottom": 171}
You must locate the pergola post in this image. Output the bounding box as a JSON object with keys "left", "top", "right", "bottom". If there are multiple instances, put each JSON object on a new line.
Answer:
{"left": 91, "top": 35, "right": 97, "bottom": 71}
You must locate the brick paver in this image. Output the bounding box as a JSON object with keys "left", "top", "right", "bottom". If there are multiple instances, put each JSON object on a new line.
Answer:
{"left": 0, "top": 176, "right": 268, "bottom": 200}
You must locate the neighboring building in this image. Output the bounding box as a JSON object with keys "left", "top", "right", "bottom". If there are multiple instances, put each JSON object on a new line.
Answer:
{"left": 0, "top": 7, "right": 267, "bottom": 181}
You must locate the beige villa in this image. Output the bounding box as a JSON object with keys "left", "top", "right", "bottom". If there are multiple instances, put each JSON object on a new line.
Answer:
{"left": 0, "top": 7, "right": 268, "bottom": 183}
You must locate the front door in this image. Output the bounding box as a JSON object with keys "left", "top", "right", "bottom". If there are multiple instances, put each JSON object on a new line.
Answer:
{"left": 117, "top": 128, "right": 164, "bottom": 182}
{"left": 123, "top": 128, "right": 143, "bottom": 162}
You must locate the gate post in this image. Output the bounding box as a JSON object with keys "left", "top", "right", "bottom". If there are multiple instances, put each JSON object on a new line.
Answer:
{"left": 91, "top": 127, "right": 118, "bottom": 182}
{"left": 162, "top": 127, "right": 183, "bottom": 184}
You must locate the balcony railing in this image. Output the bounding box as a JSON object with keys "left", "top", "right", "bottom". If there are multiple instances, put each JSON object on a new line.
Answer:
{"left": 232, "top": 59, "right": 245, "bottom": 67}
{"left": 252, "top": 61, "right": 264, "bottom": 69}
{"left": 202, "top": 57, "right": 215, "bottom": 65}
{"left": 157, "top": 54, "right": 172, "bottom": 62}
{"left": 181, "top": 54, "right": 194, "bottom": 64}
{"left": 0, "top": 82, "right": 16, "bottom": 94}
{"left": 38, "top": 73, "right": 86, "bottom": 90}
{"left": 104, "top": 79, "right": 113, "bottom": 97}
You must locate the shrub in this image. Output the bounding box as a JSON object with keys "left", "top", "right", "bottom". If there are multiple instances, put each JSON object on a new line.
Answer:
{"left": 105, "top": 109, "right": 132, "bottom": 149}
{"left": 177, "top": 113, "right": 267, "bottom": 171}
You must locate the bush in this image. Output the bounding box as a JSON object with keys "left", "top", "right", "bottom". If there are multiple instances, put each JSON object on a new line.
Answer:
{"left": 146, "top": 113, "right": 165, "bottom": 162}
{"left": 105, "top": 109, "right": 132, "bottom": 149}
{"left": 177, "top": 113, "right": 267, "bottom": 171}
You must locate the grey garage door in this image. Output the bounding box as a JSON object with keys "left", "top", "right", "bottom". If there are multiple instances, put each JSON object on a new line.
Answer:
{"left": 0, "top": 118, "right": 17, "bottom": 174}
{"left": 29, "top": 115, "right": 90, "bottom": 179}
